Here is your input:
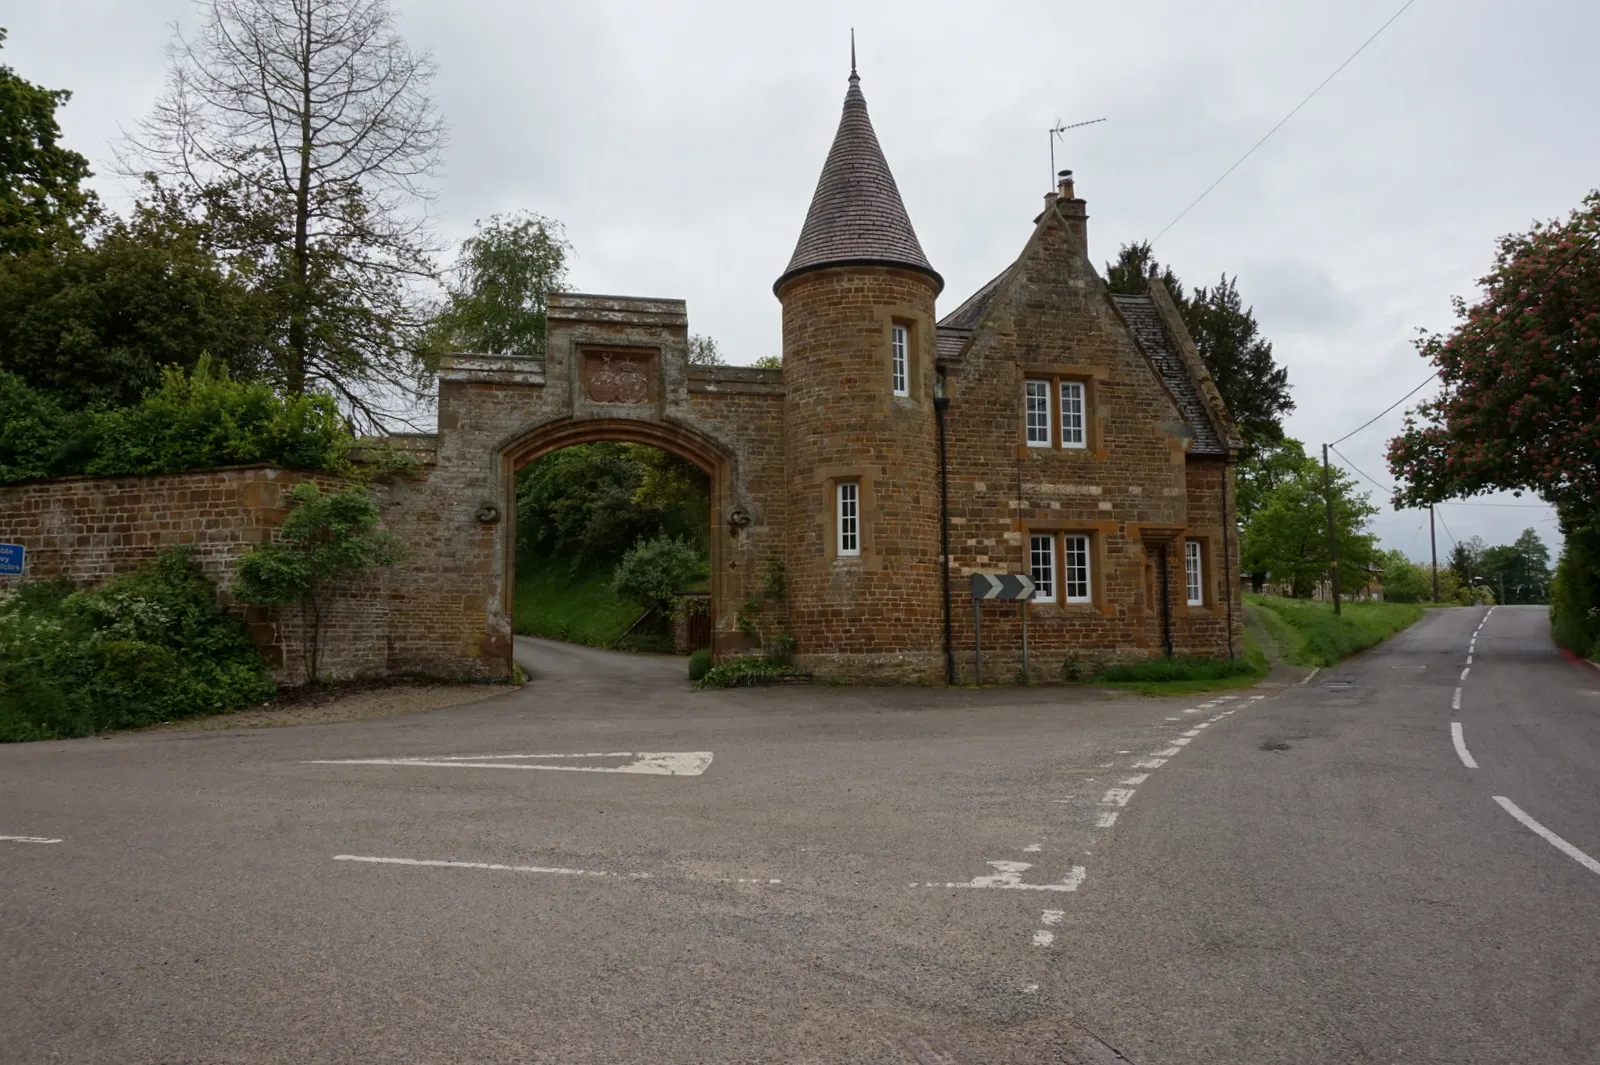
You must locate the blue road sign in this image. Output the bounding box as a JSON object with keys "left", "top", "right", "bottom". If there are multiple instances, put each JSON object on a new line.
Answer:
{"left": 0, "top": 543, "right": 23, "bottom": 576}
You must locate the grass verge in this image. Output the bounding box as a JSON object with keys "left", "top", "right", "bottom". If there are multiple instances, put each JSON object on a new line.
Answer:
{"left": 1093, "top": 628, "right": 1272, "bottom": 696}
{"left": 1245, "top": 594, "right": 1425, "bottom": 667}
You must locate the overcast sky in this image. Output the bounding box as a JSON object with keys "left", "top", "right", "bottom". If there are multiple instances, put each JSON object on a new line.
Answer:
{"left": 9, "top": 0, "right": 1594, "bottom": 559}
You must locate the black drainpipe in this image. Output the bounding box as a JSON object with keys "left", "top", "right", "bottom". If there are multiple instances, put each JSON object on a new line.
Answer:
{"left": 1222, "top": 466, "right": 1235, "bottom": 660}
{"left": 1160, "top": 542, "right": 1174, "bottom": 659}
{"left": 934, "top": 381, "right": 954, "bottom": 685}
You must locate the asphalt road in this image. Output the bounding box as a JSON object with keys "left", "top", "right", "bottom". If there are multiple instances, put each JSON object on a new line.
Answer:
{"left": 1062, "top": 605, "right": 1600, "bottom": 1064}
{"left": 3, "top": 617, "right": 1596, "bottom": 1064}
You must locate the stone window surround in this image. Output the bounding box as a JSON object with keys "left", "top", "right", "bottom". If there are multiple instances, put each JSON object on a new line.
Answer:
{"left": 890, "top": 324, "right": 910, "bottom": 397}
{"left": 873, "top": 306, "right": 932, "bottom": 405}
{"left": 1015, "top": 364, "right": 1108, "bottom": 458}
{"left": 816, "top": 467, "right": 876, "bottom": 566}
{"left": 1184, "top": 538, "right": 1204, "bottom": 606}
{"left": 836, "top": 480, "right": 861, "bottom": 557}
{"left": 1177, "top": 533, "right": 1216, "bottom": 616}
{"left": 1021, "top": 518, "right": 1118, "bottom": 617}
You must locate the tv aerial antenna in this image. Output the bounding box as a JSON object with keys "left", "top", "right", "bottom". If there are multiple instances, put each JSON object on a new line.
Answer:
{"left": 1050, "top": 117, "right": 1106, "bottom": 187}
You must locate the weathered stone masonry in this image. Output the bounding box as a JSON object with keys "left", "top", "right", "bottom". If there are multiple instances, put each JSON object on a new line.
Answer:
{"left": 0, "top": 64, "right": 1243, "bottom": 686}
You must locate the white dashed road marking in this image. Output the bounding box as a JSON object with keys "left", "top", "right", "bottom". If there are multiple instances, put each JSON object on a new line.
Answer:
{"left": 1493, "top": 797, "right": 1600, "bottom": 877}
{"left": 1096, "top": 811, "right": 1119, "bottom": 828}
{"left": 1100, "top": 788, "right": 1135, "bottom": 807}
{"left": 1452, "top": 687, "right": 1462, "bottom": 711}
{"left": 1132, "top": 758, "right": 1167, "bottom": 769}
{"left": 1, "top": 835, "right": 62, "bottom": 844}
{"left": 1450, "top": 722, "right": 1478, "bottom": 769}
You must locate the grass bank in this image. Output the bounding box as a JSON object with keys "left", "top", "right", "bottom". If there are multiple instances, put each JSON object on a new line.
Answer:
{"left": 511, "top": 558, "right": 678, "bottom": 652}
{"left": 1245, "top": 594, "right": 1425, "bottom": 667}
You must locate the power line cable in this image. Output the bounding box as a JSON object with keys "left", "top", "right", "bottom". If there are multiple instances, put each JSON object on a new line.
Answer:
{"left": 1435, "top": 509, "right": 1459, "bottom": 551}
{"left": 1152, "top": 0, "right": 1417, "bottom": 244}
{"left": 1329, "top": 374, "right": 1437, "bottom": 447}
{"left": 1329, "top": 444, "right": 1395, "bottom": 495}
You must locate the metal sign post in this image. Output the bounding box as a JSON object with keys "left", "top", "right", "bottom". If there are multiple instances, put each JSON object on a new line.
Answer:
{"left": 969, "top": 572, "right": 1036, "bottom": 687}
{"left": 973, "top": 598, "right": 983, "bottom": 686}
{"left": 1021, "top": 598, "right": 1029, "bottom": 685}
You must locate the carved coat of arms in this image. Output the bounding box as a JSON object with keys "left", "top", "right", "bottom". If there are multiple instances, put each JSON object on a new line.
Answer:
{"left": 586, "top": 352, "right": 649, "bottom": 404}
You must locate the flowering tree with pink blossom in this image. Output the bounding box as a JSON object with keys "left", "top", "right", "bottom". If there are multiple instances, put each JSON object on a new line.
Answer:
{"left": 1388, "top": 193, "right": 1599, "bottom": 655}
{"left": 1387, "top": 193, "right": 1599, "bottom": 510}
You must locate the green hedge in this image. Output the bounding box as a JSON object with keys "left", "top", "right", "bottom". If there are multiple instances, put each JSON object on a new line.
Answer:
{"left": 0, "top": 358, "right": 350, "bottom": 485}
{"left": 1246, "top": 594, "right": 1424, "bottom": 667}
{"left": 1551, "top": 509, "right": 1599, "bottom": 659}
{"left": 0, "top": 548, "right": 275, "bottom": 741}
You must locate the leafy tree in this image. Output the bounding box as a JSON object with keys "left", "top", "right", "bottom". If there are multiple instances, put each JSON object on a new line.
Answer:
{"left": 427, "top": 211, "right": 569, "bottom": 360}
{"left": 751, "top": 354, "right": 782, "bottom": 370}
{"left": 1477, "top": 528, "right": 1552, "bottom": 604}
{"left": 687, "top": 334, "right": 724, "bottom": 366}
{"left": 1387, "top": 192, "right": 1599, "bottom": 511}
{"left": 1235, "top": 437, "right": 1310, "bottom": 524}
{"left": 0, "top": 28, "right": 97, "bottom": 252}
{"left": 1185, "top": 276, "right": 1294, "bottom": 446}
{"left": 0, "top": 188, "right": 272, "bottom": 408}
{"left": 1104, "top": 242, "right": 1294, "bottom": 445}
{"left": 514, "top": 443, "right": 708, "bottom": 566}
{"left": 1380, "top": 549, "right": 1431, "bottom": 603}
{"left": 233, "top": 483, "right": 400, "bottom": 685}
{"left": 128, "top": 0, "right": 446, "bottom": 427}
{"left": 611, "top": 535, "right": 706, "bottom": 613}
{"left": 1240, "top": 439, "right": 1379, "bottom": 597}
{"left": 1447, "top": 541, "right": 1478, "bottom": 587}
{"left": 1106, "top": 240, "right": 1188, "bottom": 314}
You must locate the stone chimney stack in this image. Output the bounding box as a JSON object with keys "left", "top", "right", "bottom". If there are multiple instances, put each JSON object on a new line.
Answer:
{"left": 1054, "top": 168, "right": 1089, "bottom": 259}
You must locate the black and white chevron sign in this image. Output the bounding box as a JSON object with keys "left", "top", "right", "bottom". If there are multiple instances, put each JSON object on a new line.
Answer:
{"left": 970, "top": 572, "right": 1035, "bottom": 600}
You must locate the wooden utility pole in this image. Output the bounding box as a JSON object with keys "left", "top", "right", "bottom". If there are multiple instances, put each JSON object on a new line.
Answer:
{"left": 1430, "top": 505, "right": 1439, "bottom": 603}
{"left": 1322, "top": 443, "right": 1343, "bottom": 616}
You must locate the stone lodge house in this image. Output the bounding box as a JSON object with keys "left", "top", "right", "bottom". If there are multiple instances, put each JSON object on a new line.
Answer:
{"left": 0, "top": 63, "right": 1243, "bottom": 686}
{"left": 760, "top": 63, "right": 1245, "bottom": 681}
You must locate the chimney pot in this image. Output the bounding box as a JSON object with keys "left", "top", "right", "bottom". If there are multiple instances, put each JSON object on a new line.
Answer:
{"left": 1058, "top": 169, "right": 1075, "bottom": 200}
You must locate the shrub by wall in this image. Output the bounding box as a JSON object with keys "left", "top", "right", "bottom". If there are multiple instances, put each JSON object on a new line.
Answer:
{"left": 0, "top": 359, "right": 350, "bottom": 486}
{"left": 0, "top": 547, "right": 274, "bottom": 741}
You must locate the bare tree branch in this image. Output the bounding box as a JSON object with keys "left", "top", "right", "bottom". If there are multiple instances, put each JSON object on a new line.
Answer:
{"left": 122, "top": 0, "right": 445, "bottom": 431}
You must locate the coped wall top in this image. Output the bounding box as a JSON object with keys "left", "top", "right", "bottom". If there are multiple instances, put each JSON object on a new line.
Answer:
{"left": 547, "top": 293, "right": 688, "bottom": 329}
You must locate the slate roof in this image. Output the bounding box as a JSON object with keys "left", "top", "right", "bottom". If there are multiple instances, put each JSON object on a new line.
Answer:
{"left": 1110, "top": 294, "right": 1227, "bottom": 456}
{"left": 933, "top": 268, "right": 1006, "bottom": 365}
{"left": 775, "top": 71, "right": 941, "bottom": 293}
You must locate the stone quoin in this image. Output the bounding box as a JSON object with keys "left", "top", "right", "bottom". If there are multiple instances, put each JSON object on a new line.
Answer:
{"left": 0, "top": 60, "right": 1243, "bottom": 686}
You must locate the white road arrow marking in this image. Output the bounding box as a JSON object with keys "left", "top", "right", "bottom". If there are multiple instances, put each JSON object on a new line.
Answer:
{"left": 306, "top": 751, "right": 713, "bottom": 776}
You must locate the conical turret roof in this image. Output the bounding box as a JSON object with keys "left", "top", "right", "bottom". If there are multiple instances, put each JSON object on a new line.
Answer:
{"left": 775, "top": 68, "right": 942, "bottom": 294}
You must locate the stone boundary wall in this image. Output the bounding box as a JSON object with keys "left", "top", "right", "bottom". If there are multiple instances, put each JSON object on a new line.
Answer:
{"left": 0, "top": 465, "right": 385, "bottom": 685}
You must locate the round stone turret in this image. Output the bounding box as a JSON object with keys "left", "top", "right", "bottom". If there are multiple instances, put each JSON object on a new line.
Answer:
{"left": 776, "top": 65, "right": 943, "bottom": 682}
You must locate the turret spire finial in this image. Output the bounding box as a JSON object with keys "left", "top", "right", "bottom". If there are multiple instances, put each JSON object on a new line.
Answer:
{"left": 850, "top": 28, "right": 857, "bottom": 80}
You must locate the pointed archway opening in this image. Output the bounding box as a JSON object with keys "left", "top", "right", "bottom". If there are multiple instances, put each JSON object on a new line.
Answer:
{"left": 499, "top": 418, "right": 733, "bottom": 661}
